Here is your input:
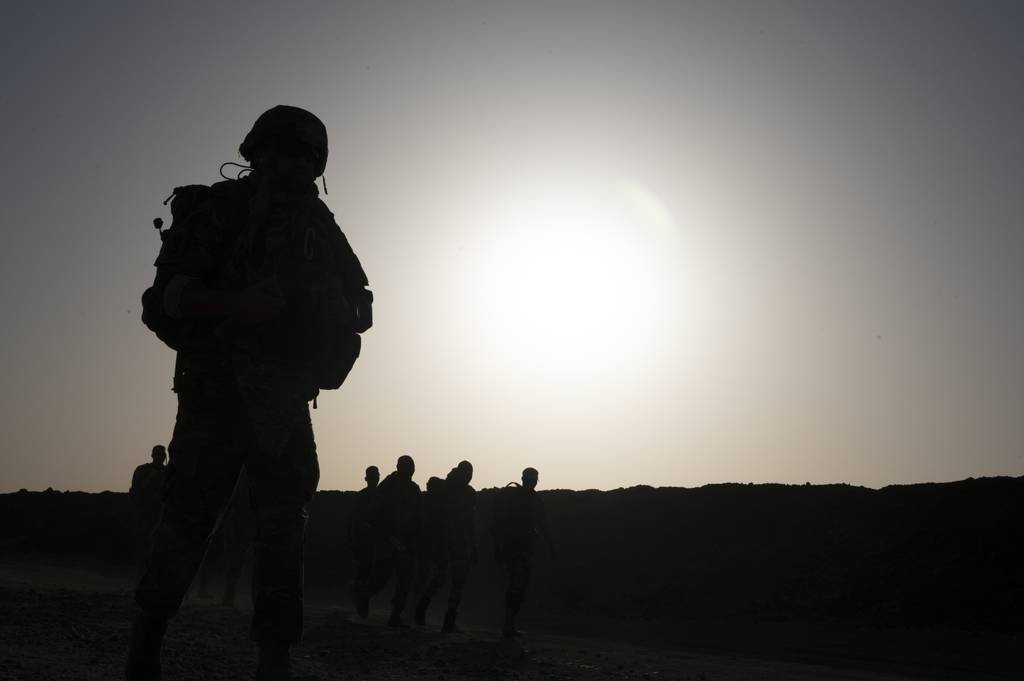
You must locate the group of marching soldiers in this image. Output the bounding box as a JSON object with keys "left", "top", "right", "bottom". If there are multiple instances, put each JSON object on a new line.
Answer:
{"left": 347, "top": 455, "right": 554, "bottom": 638}
{"left": 132, "top": 450, "right": 554, "bottom": 639}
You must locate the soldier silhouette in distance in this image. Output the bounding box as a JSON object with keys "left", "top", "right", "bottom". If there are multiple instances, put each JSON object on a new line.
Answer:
{"left": 128, "top": 105, "right": 373, "bottom": 681}
{"left": 411, "top": 474, "right": 447, "bottom": 626}
{"left": 365, "top": 455, "right": 421, "bottom": 627}
{"left": 129, "top": 445, "right": 167, "bottom": 577}
{"left": 348, "top": 465, "right": 380, "bottom": 617}
{"left": 493, "top": 467, "right": 555, "bottom": 638}
{"left": 414, "top": 460, "right": 476, "bottom": 632}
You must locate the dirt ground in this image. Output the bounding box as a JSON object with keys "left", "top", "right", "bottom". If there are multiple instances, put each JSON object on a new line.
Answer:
{"left": 0, "top": 556, "right": 1018, "bottom": 681}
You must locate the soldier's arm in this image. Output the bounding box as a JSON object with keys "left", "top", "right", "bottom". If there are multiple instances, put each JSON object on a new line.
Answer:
{"left": 325, "top": 209, "right": 373, "bottom": 333}
{"left": 173, "top": 277, "right": 285, "bottom": 323}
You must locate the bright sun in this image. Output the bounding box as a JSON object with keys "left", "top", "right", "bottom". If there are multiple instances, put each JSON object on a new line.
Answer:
{"left": 455, "top": 176, "right": 681, "bottom": 384}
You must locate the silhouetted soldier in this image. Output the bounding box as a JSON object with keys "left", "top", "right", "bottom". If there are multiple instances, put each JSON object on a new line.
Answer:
{"left": 348, "top": 465, "right": 379, "bottom": 617}
{"left": 492, "top": 467, "right": 554, "bottom": 638}
{"left": 411, "top": 475, "right": 447, "bottom": 625}
{"left": 415, "top": 460, "right": 476, "bottom": 632}
{"left": 130, "top": 105, "right": 373, "bottom": 681}
{"left": 364, "top": 455, "right": 420, "bottom": 626}
{"left": 130, "top": 445, "right": 167, "bottom": 577}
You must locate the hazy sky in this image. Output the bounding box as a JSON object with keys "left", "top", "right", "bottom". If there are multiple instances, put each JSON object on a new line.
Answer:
{"left": 1, "top": 1, "right": 1022, "bottom": 493}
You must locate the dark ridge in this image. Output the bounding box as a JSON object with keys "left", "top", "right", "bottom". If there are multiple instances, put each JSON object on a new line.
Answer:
{"left": 2, "top": 476, "right": 1021, "bottom": 632}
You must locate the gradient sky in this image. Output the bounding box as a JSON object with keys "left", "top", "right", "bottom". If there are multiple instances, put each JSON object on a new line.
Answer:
{"left": 1, "top": 1, "right": 1022, "bottom": 493}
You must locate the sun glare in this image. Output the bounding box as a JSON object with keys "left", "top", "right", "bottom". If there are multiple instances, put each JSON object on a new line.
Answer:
{"left": 456, "top": 177, "right": 680, "bottom": 384}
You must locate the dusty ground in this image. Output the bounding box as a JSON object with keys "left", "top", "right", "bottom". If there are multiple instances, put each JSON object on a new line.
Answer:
{"left": 0, "top": 556, "right": 1018, "bottom": 681}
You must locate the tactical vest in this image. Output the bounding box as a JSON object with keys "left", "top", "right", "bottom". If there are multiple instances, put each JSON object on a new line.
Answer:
{"left": 141, "top": 178, "right": 372, "bottom": 390}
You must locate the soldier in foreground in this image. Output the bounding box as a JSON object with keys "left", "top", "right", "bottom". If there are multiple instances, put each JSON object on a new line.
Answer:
{"left": 128, "top": 105, "right": 373, "bottom": 681}
{"left": 348, "top": 465, "right": 379, "bottom": 617}
{"left": 493, "top": 467, "right": 555, "bottom": 638}
{"left": 129, "top": 445, "right": 167, "bottom": 577}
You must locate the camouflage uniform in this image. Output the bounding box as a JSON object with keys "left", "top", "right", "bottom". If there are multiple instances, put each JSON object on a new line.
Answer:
{"left": 136, "top": 169, "right": 369, "bottom": 646}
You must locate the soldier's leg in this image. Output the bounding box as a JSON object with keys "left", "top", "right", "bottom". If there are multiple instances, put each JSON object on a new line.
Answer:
{"left": 417, "top": 550, "right": 446, "bottom": 600}
{"left": 414, "top": 550, "right": 446, "bottom": 625}
{"left": 135, "top": 511, "right": 158, "bottom": 579}
{"left": 503, "top": 550, "right": 533, "bottom": 637}
{"left": 367, "top": 539, "right": 396, "bottom": 597}
{"left": 135, "top": 393, "right": 246, "bottom": 618}
{"left": 352, "top": 543, "right": 371, "bottom": 593}
{"left": 130, "top": 375, "right": 247, "bottom": 679}
{"left": 442, "top": 551, "right": 471, "bottom": 633}
{"left": 388, "top": 549, "right": 414, "bottom": 625}
{"left": 351, "top": 542, "right": 375, "bottom": 618}
{"left": 222, "top": 537, "right": 249, "bottom": 607}
{"left": 244, "top": 404, "right": 319, "bottom": 647}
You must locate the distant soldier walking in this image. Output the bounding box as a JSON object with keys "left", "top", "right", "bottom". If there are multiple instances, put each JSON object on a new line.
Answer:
{"left": 361, "top": 455, "right": 420, "bottom": 626}
{"left": 493, "top": 467, "right": 554, "bottom": 638}
{"left": 129, "top": 105, "right": 373, "bottom": 681}
{"left": 348, "top": 465, "right": 379, "bottom": 616}
{"left": 129, "top": 445, "right": 167, "bottom": 576}
{"left": 414, "top": 460, "right": 476, "bottom": 632}
{"left": 411, "top": 475, "right": 448, "bottom": 625}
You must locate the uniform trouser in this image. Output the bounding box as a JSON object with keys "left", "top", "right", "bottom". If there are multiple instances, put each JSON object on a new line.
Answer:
{"left": 419, "top": 546, "right": 471, "bottom": 611}
{"left": 366, "top": 541, "right": 414, "bottom": 613}
{"left": 503, "top": 541, "right": 535, "bottom": 613}
{"left": 134, "top": 508, "right": 162, "bottom": 578}
{"left": 135, "top": 363, "right": 319, "bottom": 645}
{"left": 222, "top": 529, "right": 252, "bottom": 605}
{"left": 351, "top": 542, "right": 373, "bottom": 597}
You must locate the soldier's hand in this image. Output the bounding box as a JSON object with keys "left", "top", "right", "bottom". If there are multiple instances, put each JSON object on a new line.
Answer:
{"left": 230, "top": 278, "right": 286, "bottom": 323}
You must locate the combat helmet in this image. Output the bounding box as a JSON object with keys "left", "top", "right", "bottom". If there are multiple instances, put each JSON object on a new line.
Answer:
{"left": 239, "top": 105, "right": 328, "bottom": 176}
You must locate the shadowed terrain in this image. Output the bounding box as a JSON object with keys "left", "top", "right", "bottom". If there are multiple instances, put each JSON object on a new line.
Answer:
{"left": 1, "top": 477, "right": 1021, "bottom": 679}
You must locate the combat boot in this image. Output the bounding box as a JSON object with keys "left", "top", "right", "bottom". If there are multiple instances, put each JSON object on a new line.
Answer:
{"left": 413, "top": 597, "right": 430, "bottom": 626}
{"left": 255, "top": 641, "right": 291, "bottom": 681}
{"left": 441, "top": 607, "right": 459, "bottom": 633}
{"left": 125, "top": 611, "right": 167, "bottom": 681}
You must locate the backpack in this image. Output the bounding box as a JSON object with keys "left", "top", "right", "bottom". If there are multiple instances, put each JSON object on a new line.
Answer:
{"left": 491, "top": 482, "right": 522, "bottom": 538}
{"left": 141, "top": 180, "right": 373, "bottom": 390}
{"left": 140, "top": 184, "right": 226, "bottom": 353}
